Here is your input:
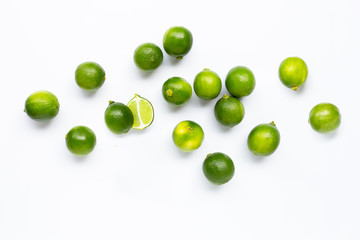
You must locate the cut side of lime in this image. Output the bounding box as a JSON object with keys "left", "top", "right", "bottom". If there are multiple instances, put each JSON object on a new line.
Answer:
{"left": 127, "top": 94, "right": 154, "bottom": 130}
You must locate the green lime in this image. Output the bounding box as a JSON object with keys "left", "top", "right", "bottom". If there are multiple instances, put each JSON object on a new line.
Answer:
{"left": 279, "top": 57, "right": 308, "bottom": 91}
{"left": 127, "top": 94, "right": 154, "bottom": 130}
{"left": 225, "top": 66, "right": 256, "bottom": 98}
{"left": 247, "top": 122, "right": 280, "bottom": 156}
{"left": 75, "top": 62, "right": 106, "bottom": 90}
{"left": 172, "top": 120, "right": 204, "bottom": 152}
{"left": 163, "top": 26, "right": 193, "bottom": 59}
{"left": 202, "top": 152, "right": 235, "bottom": 185}
{"left": 193, "top": 68, "right": 222, "bottom": 100}
{"left": 309, "top": 103, "right": 341, "bottom": 133}
{"left": 65, "top": 126, "right": 96, "bottom": 155}
{"left": 24, "top": 90, "right": 60, "bottom": 121}
{"left": 214, "top": 94, "right": 245, "bottom": 127}
{"left": 105, "top": 101, "right": 134, "bottom": 134}
{"left": 133, "top": 43, "right": 163, "bottom": 71}
{"left": 162, "top": 77, "right": 192, "bottom": 105}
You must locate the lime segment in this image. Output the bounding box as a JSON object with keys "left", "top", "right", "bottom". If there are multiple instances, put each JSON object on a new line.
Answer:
{"left": 127, "top": 94, "right": 154, "bottom": 130}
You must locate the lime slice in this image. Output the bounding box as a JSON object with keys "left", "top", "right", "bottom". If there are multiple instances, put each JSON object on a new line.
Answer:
{"left": 127, "top": 94, "right": 154, "bottom": 130}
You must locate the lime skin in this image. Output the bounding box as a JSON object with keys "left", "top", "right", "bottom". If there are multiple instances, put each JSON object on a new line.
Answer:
{"left": 214, "top": 94, "right": 245, "bottom": 127}
{"left": 24, "top": 90, "right": 60, "bottom": 121}
{"left": 75, "top": 62, "right": 105, "bottom": 91}
{"left": 247, "top": 122, "right": 280, "bottom": 156}
{"left": 133, "top": 43, "right": 163, "bottom": 71}
{"left": 225, "top": 66, "right": 256, "bottom": 98}
{"left": 202, "top": 152, "right": 235, "bottom": 185}
{"left": 162, "top": 77, "right": 192, "bottom": 105}
{"left": 279, "top": 57, "right": 308, "bottom": 91}
{"left": 65, "top": 126, "right": 96, "bottom": 155}
{"left": 163, "top": 26, "right": 193, "bottom": 59}
{"left": 193, "top": 69, "right": 222, "bottom": 100}
{"left": 105, "top": 101, "right": 134, "bottom": 134}
{"left": 172, "top": 120, "right": 204, "bottom": 152}
{"left": 309, "top": 103, "right": 341, "bottom": 133}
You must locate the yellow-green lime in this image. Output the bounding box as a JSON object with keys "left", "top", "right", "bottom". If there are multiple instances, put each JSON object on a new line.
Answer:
{"left": 105, "top": 101, "right": 134, "bottom": 134}
{"left": 309, "top": 103, "right": 341, "bottom": 133}
{"left": 225, "top": 66, "right": 256, "bottom": 97}
{"left": 162, "top": 77, "right": 192, "bottom": 105}
{"left": 163, "top": 26, "right": 193, "bottom": 59}
{"left": 75, "top": 62, "right": 105, "bottom": 90}
{"left": 172, "top": 120, "right": 204, "bottom": 152}
{"left": 193, "top": 69, "right": 222, "bottom": 100}
{"left": 65, "top": 126, "right": 96, "bottom": 155}
{"left": 202, "top": 152, "right": 235, "bottom": 185}
{"left": 134, "top": 43, "right": 163, "bottom": 71}
{"left": 247, "top": 122, "right": 280, "bottom": 156}
{"left": 24, "top": 90, "right": 60, "bottom": 121}
{"left": 127, "top": 94, "right": 154, "bottom": 130}
{"left": 279, "top": 57, "right": 308, "bottom": 91}
{"left": 214, "top": 94, "right": 245, "bottom": 127}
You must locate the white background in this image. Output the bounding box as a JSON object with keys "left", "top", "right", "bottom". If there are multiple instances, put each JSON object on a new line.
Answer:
{"left": 1, "top": 0, "right": 360, "bottom": 239}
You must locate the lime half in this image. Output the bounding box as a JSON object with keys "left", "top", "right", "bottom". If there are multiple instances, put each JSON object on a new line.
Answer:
{"left": 127, "top": 94, "right": 154, "bottom": 130}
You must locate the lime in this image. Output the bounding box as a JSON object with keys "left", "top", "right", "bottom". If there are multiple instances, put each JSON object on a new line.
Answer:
{"left": 162, "top": 77, "right": 192, "bottom": 105}
{"left": 247, "top": 122, "right": 280, "bottom": 156}
{"left": 202, "top": 152, "right": 235, "bottom": 185}
{"left": 214, "top": 94, "right": 245, "bottom": 127}
{"left": 127, "top": 94, "right": 154, "bottom": 130}
{"left": 193, "top": 68, "right": 222, "bottom": 100}
{"left": 163, "top": 26, "right": 193, "bottom": 60}
{"left": 133, "top": 43, "right": 163, "bottom": 71}
{"left": 75, "top": 62, "right": 106, "bottom": 90}
{"left": 172, "top": 120, "right": 204, "bottom": 152}
{"left": 225, "top": 66, "right": 256, "bottom": 98}
{"left": 309, "top": 103, "right": 341, "bottom": 133}
{"left": 279, "top": 57, "right": 308, "bottom": 91}
{"left": 65, "top": 126, "right": 96, "bottom": 155}
{"left": 24, "top": 90, "right": 60, "bottom": 121}
{"left": 105, "top": 101, "right": 134, "bottom": 134}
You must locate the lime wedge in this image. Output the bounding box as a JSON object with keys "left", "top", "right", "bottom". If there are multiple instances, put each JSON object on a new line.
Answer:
{"left": 127, "top": 94, "right": 154, "bottom": 130}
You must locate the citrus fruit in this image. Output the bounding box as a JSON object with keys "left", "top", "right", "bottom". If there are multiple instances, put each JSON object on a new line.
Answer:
{"left": 214, "top": 94, "right": 245, "bottom": 127}
{"left": 309, "top": 103, "right": 341, "bottom": 133}
{"left": 172, "top": 120, "right": 204, "bottom": 152}
{"left": 105, "top": 101, "right": 134, "bottom": 134}
{"left": 133, "top": 43, "right": 163, "bottom": 71}
{"left": 162, "top": 77, "right": 192, "bottom": 105}
{"left": 127, "top": 94, "right": 154, "bottom": 130}
{"left": 202, "top": 152, "right": 235, "bottom": 185}
{"left": 193, "top": 68, "right": 222, "bottom": 100}
{"left": 225, "top": 66, "right": 256, "bottom": 97}
{"left": 247, "top": 122, "right": 280, "bottom": 156}
{"left": 24, "top": 90, "right": 60, "bottom": 121}
{"left": 65, "top": 126, "right": 96, "bottom": 155}
{"left": 75, "top": 62, "right": 106, "bottom": 90}
{"left": 279, "top": 57, "right": 308, "bottom": 91}
{"left": 163, "top": 26, "right": 193, "bottom": 59}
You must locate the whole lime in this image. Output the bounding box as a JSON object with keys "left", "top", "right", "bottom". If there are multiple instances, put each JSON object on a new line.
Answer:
{"left": 133, "top": 43, "right": 163, "bottom": 71}
{"left": 24, "top": 90, "right": 60, "bottom": 121}
{"left": 75, "top": 62, "right": 105, "bottom": 90}
{"left": 279, "top": 57, "right": 308, "bottom": 91}
{"left": 214, "top": 94, "right": 245, "bottom": 127}
{"left": 225, "top": 66, "right": 256, "bottom": 98}
{"left": 247, "top": 122, "right": 280, "bottom": 156}
{"left": 309, "top": 103, "right": 341, "bottom": 133}
{"left": 202, "top": 152, "right": 235, "bottom": 185}
{"left": 172, "top": 120, "right": 204, "bottom": 152}
{"left": 65, "top": 126, "right": 96, "bottom": 155}
{"left": 162, "top": 77, "right": 192, "bottom": 105}
{"left": 193, "top": 69, "right": 222, "bottom": 100}
{"left": 105, "top": 101, "right": 134, "bottom": 134}
{"left": 163, "top": 26, "right": 193, "bottom": 59}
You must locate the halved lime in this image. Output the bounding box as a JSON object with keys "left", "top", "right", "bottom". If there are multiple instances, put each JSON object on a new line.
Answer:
{"left": 127, "top": 94, "right": 154, "bottom": 130}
